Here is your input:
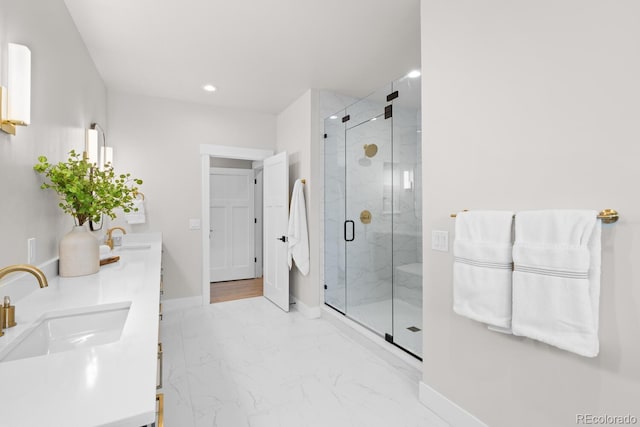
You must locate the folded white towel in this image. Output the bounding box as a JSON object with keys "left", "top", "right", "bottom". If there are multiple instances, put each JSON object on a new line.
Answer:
{"left": 512, "top": 210, "right": 601, "bottom": 357}
{"left": 453, "top": 210, "right": 514, "bottom": 328}
{"left": 287, "top": 179, "right": 309, "bottom": 275}
{"left": 126, "top": 199, "right": 146, "bottom": 224}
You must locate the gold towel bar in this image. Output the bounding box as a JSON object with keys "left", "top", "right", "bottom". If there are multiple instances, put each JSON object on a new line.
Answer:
{"left": 450, "top": 209, "right": 619, "bottom": 224}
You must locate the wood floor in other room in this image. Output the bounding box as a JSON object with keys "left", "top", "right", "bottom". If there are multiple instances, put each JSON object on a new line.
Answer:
{"left": 210, "top": 277, "right": 263, "bottom": 304}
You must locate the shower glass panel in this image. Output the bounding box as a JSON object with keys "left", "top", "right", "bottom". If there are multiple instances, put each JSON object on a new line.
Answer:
{"left": 324, "top": 109, "right": 347, "bottom": 313}
{"left": 345, "top": 83, "right": 393, "bottom": 336}
{"left": 390, "top": 76, "right": 422, "bottom": 356}
{"left": 324, "top": 74, "right": 422, "bottom": 358}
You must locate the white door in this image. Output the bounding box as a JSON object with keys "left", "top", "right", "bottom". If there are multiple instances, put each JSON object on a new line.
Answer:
{"left": 263, "top": 151, "right": 290, "bottom": 312}
{"left": 210, "top": 167, "right": 255, "bottom": 282}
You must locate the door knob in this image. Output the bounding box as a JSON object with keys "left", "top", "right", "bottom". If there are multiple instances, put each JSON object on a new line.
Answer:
{"left": 277, "top": 236, "right": 287, "bottom": 242}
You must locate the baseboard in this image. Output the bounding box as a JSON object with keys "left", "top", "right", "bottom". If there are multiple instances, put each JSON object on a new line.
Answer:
{"left": 419, "top": 381, "right": 488, "bottom": 427}
{"left": 291, "top": 296, "right": 321, "bottom": 319}
{"left": 162, "top": 296, "right": 203, "bottom": 312}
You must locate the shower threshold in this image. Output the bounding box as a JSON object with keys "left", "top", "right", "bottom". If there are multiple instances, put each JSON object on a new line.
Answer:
{"left": 323, "top": 302, "right": 423, "bottom": 362}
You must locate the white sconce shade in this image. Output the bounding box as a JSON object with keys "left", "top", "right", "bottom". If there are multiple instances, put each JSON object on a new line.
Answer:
{"left": 100, "top": 146, "right": 114, "bottom": 169}
{"left": 85, "top": 128, "right": 99, "bottom": 165}
{"left": 7, "top": 43, "right": 31, "bottom": 125}
{"left": 1, "top": 43, "right": 31, "bottom": 135}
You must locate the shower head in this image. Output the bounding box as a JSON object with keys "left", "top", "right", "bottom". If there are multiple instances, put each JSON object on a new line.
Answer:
{"left": 363, "top": 144, "right": 378, "bottom": 158}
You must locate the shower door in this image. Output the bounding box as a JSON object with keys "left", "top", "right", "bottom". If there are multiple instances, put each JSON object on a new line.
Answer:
{"left": 324, "top": 84, "right": 394, "bottom": 337}
{"left": 324, "top": 75, "right": 422, "bottom": 358}
{"left": 344, "top": 84, "right": 393, "bottom": 336}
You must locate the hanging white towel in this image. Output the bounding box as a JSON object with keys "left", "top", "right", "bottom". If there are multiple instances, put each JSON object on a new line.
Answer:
{"left": 512, "top": 210, "right": 601, "bottom": 357}
{"left": 453, "top": 210, "right": 514, "bottom": 328}
{"left": 125, "top": 199, "right": 146, "bottom": 224}
{"left": 287, "top": 179, "right": 309, "bottom": 275}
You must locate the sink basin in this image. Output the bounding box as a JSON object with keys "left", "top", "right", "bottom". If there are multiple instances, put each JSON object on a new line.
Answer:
{"left": 116, "top": 244, "right": 151, "bottom": 251}
{"left": 0, "top": 302, "right": 131, "bottom": 363}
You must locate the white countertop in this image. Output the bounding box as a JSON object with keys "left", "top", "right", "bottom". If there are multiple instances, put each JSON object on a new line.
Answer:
{"left": 0, "top": 232, "right": 162, "bottom": 427}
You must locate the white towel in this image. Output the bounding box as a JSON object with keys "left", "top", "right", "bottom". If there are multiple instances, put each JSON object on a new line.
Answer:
{"left": 125, "top": 199, "right": 146, "bottom": 224}
{"left": 99, "top": 244, "right": 112, "bottom": 260}
{"left": 453, "top": 210, "right": 514, "bottom": 328}
{"left": 287, "top": 179, "right": 309, "bottom": 275}
{"left": 512, "top": 210, "right": 601, "bottom": 357}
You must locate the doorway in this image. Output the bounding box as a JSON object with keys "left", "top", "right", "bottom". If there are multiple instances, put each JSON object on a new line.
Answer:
{"left": 200, "top": 144, "right": 283, "bottom": 307}
{"left": 209, "top": 163, "right": 257, "bottom": 282}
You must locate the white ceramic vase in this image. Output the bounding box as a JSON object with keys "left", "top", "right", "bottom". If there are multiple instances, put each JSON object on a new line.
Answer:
{"left": 59, "top": 224, "right": 99, "bottom": 277}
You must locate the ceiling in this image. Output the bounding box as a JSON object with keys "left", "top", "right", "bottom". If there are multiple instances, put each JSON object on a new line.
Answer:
{"left": 63, "top": 0, "right": 421, "bottom": 114}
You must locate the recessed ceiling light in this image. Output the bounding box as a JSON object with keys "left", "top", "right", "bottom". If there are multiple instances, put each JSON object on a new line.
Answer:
{"left": 329, "top": 115, "right": 338, "bottom": 120}
{"left": 203, "top": 84, "right": 217, "bottom": 92}
{"left": 407, "top": 70, "right": 421, "bottom": 78}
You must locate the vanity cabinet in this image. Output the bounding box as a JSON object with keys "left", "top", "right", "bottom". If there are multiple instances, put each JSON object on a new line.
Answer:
{"left": 0, "top": 232, "right": 166, "bottom": 426}
{"left": 155, "top": 253, "right": 165, "bottom": 425}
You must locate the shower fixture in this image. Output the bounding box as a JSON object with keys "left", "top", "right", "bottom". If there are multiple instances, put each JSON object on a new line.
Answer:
{"left": 363, "top": 144, "right": 378, "bottom": 158}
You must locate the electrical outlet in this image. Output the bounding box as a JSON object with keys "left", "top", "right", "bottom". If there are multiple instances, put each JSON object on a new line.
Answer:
{"left": 431, "top": 230, "right": 449, "bottom": 252}
{"left": 27, "top": 237, "right": 36, "bottom": 263}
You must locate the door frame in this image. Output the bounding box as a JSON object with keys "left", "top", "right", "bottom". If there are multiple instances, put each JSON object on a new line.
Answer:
{"left": 200, "top": 144, "right": 274, "bottom": 306}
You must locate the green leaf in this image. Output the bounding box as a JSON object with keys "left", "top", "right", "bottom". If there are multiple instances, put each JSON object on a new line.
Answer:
{"left": 34, "top": 150, "right": 144, "bottom": 224}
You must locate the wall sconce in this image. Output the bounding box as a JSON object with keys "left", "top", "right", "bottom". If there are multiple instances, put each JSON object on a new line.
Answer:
{"left": 84, "top": 123, "right": 114, "bottom": 169}
{"left": 101, "top": 146, "right": 113, "bottom": 168}
{"left": 1, "top": 43, "right": 31, "bottom": 135}
{"left": 85, "top": 128, "right": 99, "bottom": 164}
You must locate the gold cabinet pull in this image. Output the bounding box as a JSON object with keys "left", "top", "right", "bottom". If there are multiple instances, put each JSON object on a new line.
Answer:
{"left": 157, "top": 342, "right": 163, "bottom": 390}
{"left": 156, "top": 393, "right": 164, "bottom": 427}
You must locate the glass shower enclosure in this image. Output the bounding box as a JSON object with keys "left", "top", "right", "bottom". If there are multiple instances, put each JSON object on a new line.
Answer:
{"left": 324, "top": 74, "right": 422, "bottom": 358}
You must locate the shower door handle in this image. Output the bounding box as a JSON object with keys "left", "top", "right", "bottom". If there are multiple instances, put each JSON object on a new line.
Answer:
{"left": 344, "top": 220, "right": 355, "bottom": 242}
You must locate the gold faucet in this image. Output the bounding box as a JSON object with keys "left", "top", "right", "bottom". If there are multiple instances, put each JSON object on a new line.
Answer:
{"left": 105, "top": 226, "right": 127, "bottom": 250}
{"left": 0, "top": 264, "right": 48, "bottom": 288}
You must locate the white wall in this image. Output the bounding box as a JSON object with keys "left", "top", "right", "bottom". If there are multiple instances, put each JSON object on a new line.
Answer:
{"left": 107, "top": 91, "right": 276, "bottom": 299}
{"left": 276, "top": 89, "right": 321, "bottom": 308}
{"left": 0, "top": 0, "right": 106, "bottom": 272}
{"left": 420, "top": 1, "right": 640, "bottom": 426}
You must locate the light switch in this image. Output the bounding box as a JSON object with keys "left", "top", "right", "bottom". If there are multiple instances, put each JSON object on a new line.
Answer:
{"left": 189, "top": 219, "right": 201, "bottom": 230}
{"left": 27, "top": 237, "right": 36, "bottom": 263}
{"left": 431, "top": 230, "right": 449, "bottom": 252}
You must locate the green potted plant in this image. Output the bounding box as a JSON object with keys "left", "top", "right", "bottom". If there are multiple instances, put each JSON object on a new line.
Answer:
{"left": 34, "top": 150, "right": 143, "bottom": 277}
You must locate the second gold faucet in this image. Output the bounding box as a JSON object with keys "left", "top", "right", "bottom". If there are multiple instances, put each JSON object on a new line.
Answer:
{"left": 105, "top": 227, "right": 127, "bottom": 250}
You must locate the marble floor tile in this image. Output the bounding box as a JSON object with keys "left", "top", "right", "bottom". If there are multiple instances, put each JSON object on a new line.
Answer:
{"left": 160, "top": 297, "right": 448, "bottom": 427}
